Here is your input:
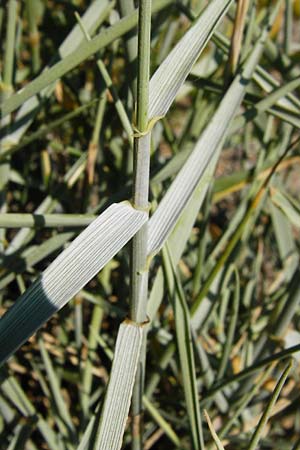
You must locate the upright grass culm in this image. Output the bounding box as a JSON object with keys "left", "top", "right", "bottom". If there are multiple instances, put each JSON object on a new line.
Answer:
{"left": 130, "top": 1, "right": 152, "bottom": 448}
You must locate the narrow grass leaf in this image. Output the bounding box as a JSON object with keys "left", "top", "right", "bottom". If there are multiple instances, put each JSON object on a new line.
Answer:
{"left": 263, "top": 269, "right": 300, "bottom": 350}
{"left": 270, "top": 187, "right": 300, "bottom": 228}
{"left": 93, "top": 320, "right": 143, "bottom": 450}
{"left": 6, "top": 423, "right": 32, "bottom": 450}
{"left": 81, "top": 304, "right": 104, "bottom": 420}
{"left": 148, "top": 0, "right": 234, "bottom": 121}
{"left": 75, "top": 11, "right": 133, "bottom": 148}
{"left": 253, "top": 66, "right": 300, "bottom": 115}
{"left": 142, "top": 396, "right": 181, "bottom": 448}
{"left": 231, "top": 76, "right": 300, "bottom": 133}
{"left": 0, "top": 202, "right": 147, "bottom": 366}
{"left": 252, "top": 76, "right": 300, "bottom": 114}
{"left": 266, "top": 106, "right": 300, "bottom": 129}
{"left": 203, "top": 344, "right": 300, "bottom": 403}
{"left": 38, "top": 338, "right": 76, "bottom": 442}
{"left": 192, "top": 330, "right": 228, "bottom": 413}
{"left": 191, "top": 191, "right": 267, "bottom": 318}
{"left": 218, "top": 364, "right": 275, "bottom": 439}
{"left": 204, "top": 409, "right": 225, "bottom": 450}
{"left": 247, "top": 360, "right": 292, "bottom": 450}
{"left": 216, "top": 265, "right": 240, "bottom": 381}
{"left": 1, "top": 375, "right": 60, "bottom": 449}
{"left": 3, "top": 195, "right": 55, "bottom": 256}
{"left": 162, "top": 245, "right": 204, "bottom": 450}
{"left": 77, "top": 414, "right": 97, "bottom": 450}
{"left": 269, "top": 201, "right": 298, "bottom": 280}
{"left": 0, "top": 213, "right": 96, "bottom": 228}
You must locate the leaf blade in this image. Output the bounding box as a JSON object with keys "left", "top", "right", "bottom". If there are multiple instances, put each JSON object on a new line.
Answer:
{"left": 147, "top": 4, "right": 280, "bottom": 256}
{"left": 94, "top": 321, "right": 143, "bottom": 450}
{"left": 148, "top": 0, "right": 234, "bottom": 121}
{"left": 0, "top": 203, "right": 147, "bottom": 366}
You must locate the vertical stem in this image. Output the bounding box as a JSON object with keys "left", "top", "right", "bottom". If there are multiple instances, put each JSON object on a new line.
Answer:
{"left": 130, "top": 1, "right": 152, "bottom": 449}
{"left": 0, "top": 0, "right": 17, "bottom": 253}
{"left": 131, "top": 0, "right": 152, "bottom": 324}
{"left": 2, "top": 0, "right": 17, "bottom": 88}
{"left": 135, "top": 2, "right": 151, "bottom": 134}
{"left": 284, "top": 0, "right": 292, "bottom": 55}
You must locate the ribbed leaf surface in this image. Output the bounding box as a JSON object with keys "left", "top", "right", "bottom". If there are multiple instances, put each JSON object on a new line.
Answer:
{"left": 148, "top": 0, "right": 234, "bottom": 120}
{"left": 94, "top": 321, "right": 143, "bottom": 450}
{"left": 0, "top": 203, "right": 147, "bottom": 366}
{"left": 147, "top": 12, "right": 278, "bottom": 256}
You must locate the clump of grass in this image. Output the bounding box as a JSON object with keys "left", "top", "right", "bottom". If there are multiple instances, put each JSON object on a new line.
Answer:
{"left": 1, "top": 1, "right": 300, "bottom": 449}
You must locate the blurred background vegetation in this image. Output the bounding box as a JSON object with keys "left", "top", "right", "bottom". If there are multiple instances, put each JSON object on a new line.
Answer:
{"left": 1, "top": 0, "right": 300, "bottom": 449}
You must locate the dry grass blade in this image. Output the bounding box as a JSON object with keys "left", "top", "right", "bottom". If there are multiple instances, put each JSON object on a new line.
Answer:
{"left": 226, "top": 0, "right": 250, "bottom": 80}
{"left": 204, "top": 409, "right": 225, "bottom": 450}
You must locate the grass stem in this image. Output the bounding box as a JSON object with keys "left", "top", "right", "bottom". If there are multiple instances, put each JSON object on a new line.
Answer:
{"left": 130, "top": 1, "right": 152, "bottom": 449}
